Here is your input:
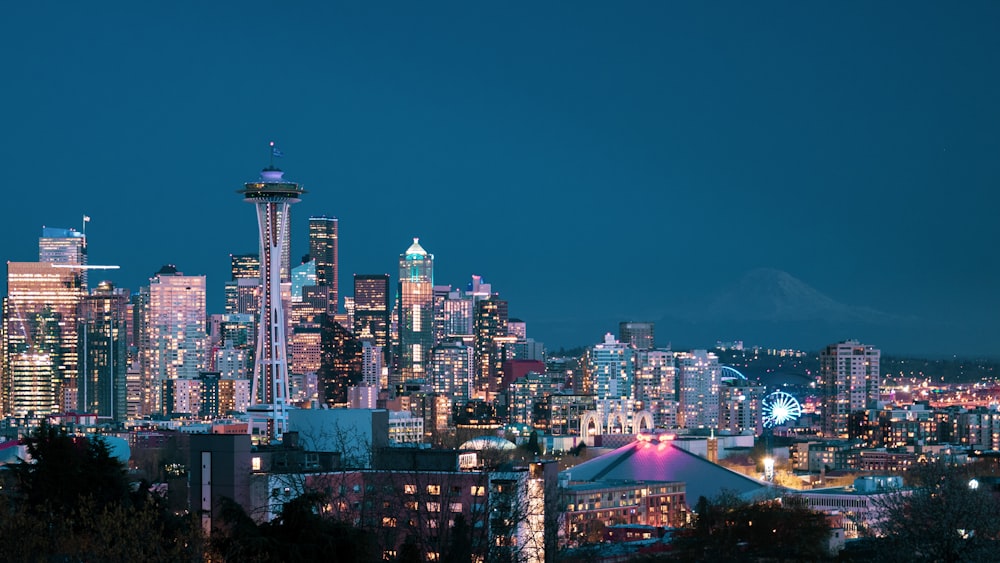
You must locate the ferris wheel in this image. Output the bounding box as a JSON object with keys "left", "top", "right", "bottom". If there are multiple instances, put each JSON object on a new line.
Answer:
{"left": 761, "top": 391, "right": 802, "bottom": 428}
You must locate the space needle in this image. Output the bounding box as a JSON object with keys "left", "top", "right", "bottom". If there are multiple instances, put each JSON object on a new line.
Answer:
{"left": 240, "top": 142, "right": 304, "bottom": 442}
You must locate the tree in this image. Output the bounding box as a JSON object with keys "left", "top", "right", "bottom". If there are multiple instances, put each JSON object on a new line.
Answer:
{"left": 11, "top": 421, "right": 131, "bottom": 512}
{"left": 670, "top": 492, "right": 832, "bottom": 561}
{"left": 208, "top": 492, "right": 378, "bottom": 562}
{"left": 860, "top": 462, "right": 1000, "bottom": 562}
{"left": 0, "top": 423, "right": 202, "bottom": 562}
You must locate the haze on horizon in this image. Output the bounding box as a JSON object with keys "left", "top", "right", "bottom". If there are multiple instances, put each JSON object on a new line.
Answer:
{"left": 1, "top": 2, "right": 998, "bottom": 358}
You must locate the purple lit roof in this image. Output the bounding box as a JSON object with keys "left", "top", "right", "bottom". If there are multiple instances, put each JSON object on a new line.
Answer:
{"left": 562, "top": 440, "right": 779, "bottom": 505}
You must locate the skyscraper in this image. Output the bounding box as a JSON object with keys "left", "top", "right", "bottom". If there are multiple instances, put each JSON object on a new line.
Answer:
{"left": 619, "top": 322, "right": 655, "bottom": 351}
{"left": 224, "top": 253, "right": 261, "bottom": 319}
{"left": 474, "top": 296, "right": 508, "bottom": 396}
{"left": 230, "top": 253, "right": 260, "bottom": 280}
{"left": 353, "top": 273, "right": 390, "bottom": 353}
{"left": 430, "top": 338, "right": 475, "bottom": 407}
{"left": 586, "top": 333, "right": 634, "bottom": 401}
{"left": 634, "top": 349, "right": 676, "bottom": 427}
{"left": 39, "top": 226, "right": 89, "bottom": 291}
{"left": 820, "top": 340, "right": 881, "bottom": 438}
{"left": 318, "top": 318, "right": 363, "bottom": 406}
{"left": 144, "top": 265, "right": 207, "bottom": 414}
{"left": 291, "top": 259, "right": 316, "bottom": 302}
{"left": 240, "top": 161, "right": 304, "bottom": 440}
{"left": 288, "top": 286, "right": 327, "bottom": 377}
{"left": 719, "top": 380, "right": 766, "bottom": 435}
{"left": 3, "top": 262, "right": 84, "bottom": 416}
{"left": 676, "top": 350, "right": 721, "bottom": 429}
{"left": 78, "top": 281, "right": 128, "bottom": 421}
{"left": 308, "top": 216, "right": 338, "bottom": 312}
{"left": 397, "top": 238, "right": 434, "bottom": 386}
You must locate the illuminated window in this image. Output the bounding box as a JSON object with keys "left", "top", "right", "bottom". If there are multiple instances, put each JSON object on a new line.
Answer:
{"left": 426, "top": 484, "right": 441, "bottom": 496}
{"left": 427, "top": 502, "right": 440, "bottom": 512}
{"left": 251, "top": 457, "right": 261, "bottom": 471}
{"left": 404, "top": 484, "right": 417, "bottom": 494}
{"left": 450, "top": 502, "right": 463, "bottom": 513}
{"left": 382, "top": 517, "right": 397, "bottom": 528}
{"left": 471, "top": 486, "right": 485, "bottom": 497}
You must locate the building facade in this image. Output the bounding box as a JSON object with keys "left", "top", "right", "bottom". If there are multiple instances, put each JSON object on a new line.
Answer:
{"left": 353, "top": 274, "right": 391, "bottom": 353}
{"left": 397, "top": 239, "right": 434, "bottom": 386}
{"left": 144, "top": 265, "right": 208, "bottom": 415}
{"left": 821, "top": 340, "right": 881, "bottom": 438}
{"left": 308, "top": 216, "right": 338, "bottom": 312}
{"left": 77, "top": 281, "right": 129, "bottom": 421}
{"left": 676, "top": 350, "right": 721, "bottom": 430}
{"left": 4, "top": 261, "right": 84, "bottom": 416}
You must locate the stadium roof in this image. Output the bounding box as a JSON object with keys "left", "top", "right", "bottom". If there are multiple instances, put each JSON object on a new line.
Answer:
{"left": 561, "top": 437, "right": 780, "bottom": 504}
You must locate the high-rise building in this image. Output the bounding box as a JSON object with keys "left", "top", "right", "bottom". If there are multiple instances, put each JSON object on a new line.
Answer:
{"left": 214, "top": 340, "right": 252, "bottom": 380}
{"left": 353, "top": 274, "right": 390, "bottom": 352}
{"left": 507, "top": 319, "right": 527, "bottom": 341}
{"left": 430, "top": 338, "right": 475, "bottom": 407}
{"left": 131, "top": 287, "right": 151, "bottom": 415}
{"left": 224, "top": 278, "right": 261, "bottom": 317}
{"left": 441, "top": 290, "right": 475, "bottom": 339}
{"left": 820, "top": 340, "right": 881, "bottom": 438}
{"left": 586, "top": 333, "right": 634, "bottom": 401}
{"left": 360, "top": 338, "right": 383, "bottom": 388}
{"left": 78, "top": 281, "right": 128, "bottom": 421}
{"left": 291, "top": 259, "right": 316, "bottom": 302}
{"left": 676, "top": 350, "right": 721, "bottom": 430}
{"left": 144, "top": 265, "right": 208, "bottom": 415}
{"left": 39, "top": 226, "right": 88, "bottom": 290}
{"left": 719, "top": 380, "right": 766, "bottom": 435}
{"left": 241, "top": 162, "right": 304, "bottom": 440}
{"left": 397, "top": 238, "right": 434, "bottom": 386}
{"left": 208, "top": 314, "right": 255, "bottom": 349}
{"left": 229, "top": 253, "right": 260, "bottom": 280}
{"left": 634, "top": 349, "right": 676, "bottom": 428}
{"left": 308, "top": 216, "right": 338, "bottom": 312}
{"left": 288, "top": 286, "right": 327, "bottom": 376}
{"left": 432, "top": 285, "right": 453, "bottom": 344}
{"left": 474, "top": 297, "right": 509, "bottom": 396}
{"left": 3, "top": 262, "right": 84, "bottom": 416}
{"left": 318, "top": 318, "right": 363, "bottom": 406}
{"left": 619, "top": 322, "right": 655, "bottom": 351}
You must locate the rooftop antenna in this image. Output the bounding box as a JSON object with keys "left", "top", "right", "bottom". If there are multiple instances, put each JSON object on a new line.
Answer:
{"left": 82, "top": 214, "right": 90, "bottom": 251}
{"left": 269, "top": 140, "right": 283, "bottom": 169}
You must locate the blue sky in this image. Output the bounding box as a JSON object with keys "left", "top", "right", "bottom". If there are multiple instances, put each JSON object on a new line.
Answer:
{"left": 1, "top": 2, "right": 998, "bottom": 356}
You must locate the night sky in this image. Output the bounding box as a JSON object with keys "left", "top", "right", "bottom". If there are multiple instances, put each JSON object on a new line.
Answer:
{"left": 1, "top": 3, "right": 998, "bottom": 357}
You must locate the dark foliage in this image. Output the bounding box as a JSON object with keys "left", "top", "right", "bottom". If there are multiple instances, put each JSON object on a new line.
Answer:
{"left": 11, "top": 421, "right": 131, "bottom": 512}
{"left": 0, "top": 423, "right": 202, "bottom": 562}
{"left": 669, "top": 493, "right": 832, "bottom": 561}
{"left": 862, "top": 462, "right": 1000, "bottom": 562}
{"left": 209, "top": 492, "right": 378, "bottom": 562}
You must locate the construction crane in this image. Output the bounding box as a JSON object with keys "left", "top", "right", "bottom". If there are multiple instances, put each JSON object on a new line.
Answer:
{"left": 50, "top": 265, "right": 120, "bottom": 270}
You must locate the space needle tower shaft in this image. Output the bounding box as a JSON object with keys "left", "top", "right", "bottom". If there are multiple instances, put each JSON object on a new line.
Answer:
{"left": 239, "top": 145, "right": 305, "bottom": 441}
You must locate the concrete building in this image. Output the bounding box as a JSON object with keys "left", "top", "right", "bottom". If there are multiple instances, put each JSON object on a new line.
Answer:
{"left": 143, "top": 265, "right": 208, "bottom": 415}
{"left": 429, "top": 338, "right": 475, "bottom": 407}
{"left": 821, "top": 340, "right": 880, "bottom": 438}
{"left": 676, "top": 350, "right": 721, "bottom": 430}
{"left": 287, "top": 408, "right": 389, "bottom": 468}
{"left": 587, "top": 333, "right": 634, "bottom": 401}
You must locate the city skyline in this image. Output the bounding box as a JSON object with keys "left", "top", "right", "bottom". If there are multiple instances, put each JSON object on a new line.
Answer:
{"left": 1, "top": 3, "right": 998, "bottom": 357}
